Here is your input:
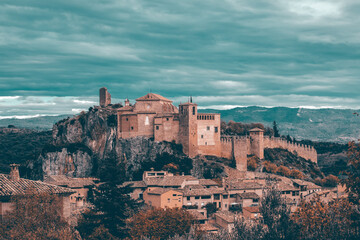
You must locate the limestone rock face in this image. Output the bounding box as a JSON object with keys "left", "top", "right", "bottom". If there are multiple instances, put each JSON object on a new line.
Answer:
{"left": 40, "top": 148, "right": 93, "bottom": 177}
{"left": 39, "top": 106, "right": 186, "bottom": 180}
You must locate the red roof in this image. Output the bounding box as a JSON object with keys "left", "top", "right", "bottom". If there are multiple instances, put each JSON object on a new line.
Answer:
{"left": 136, "top": 93, "right": 172, "bottom": 102}
{"left": 0, "top": 174, "right": 75, "bottom": 197}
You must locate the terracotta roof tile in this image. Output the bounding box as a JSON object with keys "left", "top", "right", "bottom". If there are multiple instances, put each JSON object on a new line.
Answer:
{"left": 238, "top": 192, "right": 260, "bottom": 199}
{"left": 243, "top": 206, "right": 260, "bottom": 213}
{"left": 0, "top": 174, "right": 75, "bottom": 197}
{"left": 136, "top": 93, "right": 172, "bottom": 102}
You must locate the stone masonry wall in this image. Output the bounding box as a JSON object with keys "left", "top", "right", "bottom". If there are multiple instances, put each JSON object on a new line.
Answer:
{"left": 263, "top": 136, "right": 317, "bottom": 163}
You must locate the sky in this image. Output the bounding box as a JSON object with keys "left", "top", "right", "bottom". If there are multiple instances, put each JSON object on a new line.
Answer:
{"left": 0, "top": 0, "right": 360, "bottom": 118}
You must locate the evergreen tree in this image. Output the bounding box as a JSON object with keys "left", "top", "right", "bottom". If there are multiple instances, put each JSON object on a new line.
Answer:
{"left": 77, "top": 154, "right": 140, "bottom": 239}
{"left": 272, "top": 121, "right": 280, "bottom": 138}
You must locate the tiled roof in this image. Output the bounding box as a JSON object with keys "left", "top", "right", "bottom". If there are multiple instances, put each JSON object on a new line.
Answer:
{"left": 292, "top": 179, "right": 321, "bottom": 189}
{"left": 183, "top": 186, "right": 212, "bottom": 197}
{"left": 243, "top": 206, "right": 260, "bottom": 213}
{"left": 199, "top": 223, "right": 219, "bottom": 232}
{"left": 215, "top": 211, "right": 236, "bottom": 223}
{"left": 0, "top": 174, "right": 75, "bottom": 197}
{"left": 122, "top": 181, "right": 147, "bottom": 188}
{"left": 145, "top": 175, "right": 197, "bottom": 187}
{"left": 43, "top": 175, "right": 97, "bottom": 188}
{"left": 136, "top": 93, "right": 172, "bottom": 102}
{"left": 249, "top": 128, "right": 264, "bottom": 132}
{"left": 238, "top": 192, "right": 260, "bottom": 199}
{"left": 118, "top": 105, "right": 134, "bottom": 111}
{"left": 187, "top": 209, "right": 207, "bottom": 220}
{"left": 227, "top": 181, "right": 263, "bottom": 190}
{"left": 199, "top": 179, "right": 220, "bottom": 186}
{"left": 147, "top": 188, "right": 183, "bottom": 195}
{"left": 277, "top": 181, "right": 298, "bottom": 191}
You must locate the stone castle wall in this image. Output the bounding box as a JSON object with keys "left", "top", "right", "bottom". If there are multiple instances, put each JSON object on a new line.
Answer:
{"left": 263, "top": 136, "right": 317, "bottom": 163}
{"left": 220, "top": 136, "right": 249, "bottom": 171}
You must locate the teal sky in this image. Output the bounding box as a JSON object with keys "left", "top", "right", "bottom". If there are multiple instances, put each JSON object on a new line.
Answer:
{"left": 0, "top": 0, "right": 360, "bottom": 118}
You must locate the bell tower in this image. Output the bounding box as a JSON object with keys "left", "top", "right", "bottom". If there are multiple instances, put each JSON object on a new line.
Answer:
{"left": 178, "top": 99, "right": 198, "bottom": 158}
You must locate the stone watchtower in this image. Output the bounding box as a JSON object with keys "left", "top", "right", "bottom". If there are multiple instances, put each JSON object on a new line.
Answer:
{"left": 249, "top": 128, "right": 264, "bottom": 159}
{"left": 99, "top": 87, "right": 111, "bottom": 107}
{"left": 178, "top": 100, "right": 198, "bottom": 158}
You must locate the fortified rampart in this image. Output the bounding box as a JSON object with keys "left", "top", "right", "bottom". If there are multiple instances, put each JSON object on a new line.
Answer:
{"left": 220, "top": 133, "right": 317, "bottom": 172}
{"left": 220, "top": 136, "right": 249, "bottom": 172}
{"left": 264, "top": 136, "right": 317, "bottom": 163}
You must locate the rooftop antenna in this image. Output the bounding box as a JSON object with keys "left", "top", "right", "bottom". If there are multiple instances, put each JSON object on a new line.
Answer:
{"left": 190, "top": 96, "right": 193, "bottom": 103}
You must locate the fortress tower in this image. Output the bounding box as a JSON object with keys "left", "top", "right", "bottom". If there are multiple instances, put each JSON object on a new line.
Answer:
{"left": 178, "top": 101, "right": 198, "bottom": 158}
{"left": 99, "top": 87, "right": 111, "bottom": 107}
{"left": 250, "top": 128, "right": 264, "bottom": 159}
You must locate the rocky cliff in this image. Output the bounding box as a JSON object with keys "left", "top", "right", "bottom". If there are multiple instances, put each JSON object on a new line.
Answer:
{"left": 35, "top": 106, "right": 199, "bottom": 180}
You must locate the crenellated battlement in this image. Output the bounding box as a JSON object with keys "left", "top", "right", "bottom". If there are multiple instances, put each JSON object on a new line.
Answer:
{"left": 263, "top": 136, "right": 317, "bottom": 163}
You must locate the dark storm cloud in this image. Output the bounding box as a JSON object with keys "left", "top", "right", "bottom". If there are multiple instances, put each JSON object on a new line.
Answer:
{"left": 0, "top": 0, "right": 360, "bottom": 117}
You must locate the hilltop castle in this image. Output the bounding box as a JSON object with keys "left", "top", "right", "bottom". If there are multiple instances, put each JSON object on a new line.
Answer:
{"left": 99, "top": 87, "right": 317, "bottom": 171}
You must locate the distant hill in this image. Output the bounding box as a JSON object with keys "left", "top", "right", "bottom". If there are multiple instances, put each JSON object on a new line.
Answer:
{"left": 0, "top": 106, "right": 359, "bottom": 143}
{"left": 0, "top": 115, "right": 71, "bottom": 130}
{"left": 200, "top": 106, "right": 360, "bottom": 143}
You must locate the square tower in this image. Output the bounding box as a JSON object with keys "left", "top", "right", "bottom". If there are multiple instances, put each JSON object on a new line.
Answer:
{"left": 178, "top": 102, "right": 198, "bottom": 158}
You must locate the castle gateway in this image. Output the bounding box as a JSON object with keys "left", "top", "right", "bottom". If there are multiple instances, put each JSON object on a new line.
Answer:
{"left": 99, "top": 87, "right": 317, "bottom": 171}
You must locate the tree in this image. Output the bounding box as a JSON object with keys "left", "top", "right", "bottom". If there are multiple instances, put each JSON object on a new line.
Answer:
{"left": 0, "top": 192, "right": 76, "bottom": 240}
{"left": 77, "top": 154, "right": 140, "bottom": 239}
{"left": 290, "top": 169, "right": 304, "bottom": 179}
{"left": 260, "top": 187, "right": 293, "bottom": 240}
{"left": 273, "top": 121, "right": 280, "bottom": 138}
{"left": 292, "top": 197, "right": 359, "bottom": 239}
{"left": 276, "top": 165, "right": 291, "bottom": 177}
{"left": 128, "top": 208, "right": 194, "bottom": 240}
{"left": 344, "top": 141, "right": 360, "bottom": 206}
{"left": 204, "top": 202, "right": 217, "bottom": 217}
{"left": 263, "top": 161, "right": 277, "bottom": 173}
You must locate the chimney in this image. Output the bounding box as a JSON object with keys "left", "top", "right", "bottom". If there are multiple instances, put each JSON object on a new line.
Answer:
{"left": 10, "top": 164, "right": 20, "bottom": 181}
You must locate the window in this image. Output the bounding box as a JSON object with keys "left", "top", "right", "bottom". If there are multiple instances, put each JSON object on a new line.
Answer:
{"left": 215, "top": 127, "right": 218, "bottom": 133}
{"left": 201, "top": 195, "right": 211, "bottom": 199}
{"left": 148, "top": 173, "right": 155, "bottom": 176}
{"left": 192, "top": 106, "right": 196, "bottom": 115}
{"left": 219, "top": 202, "right": 221, "bottom": 208}
{"left": 207, "top": 126, "right": 210, "bottom": 131}
{"left": 230, "top": 194, "right": 236, "bottom": 198}
{"left": 126, "top": 118, "right": 128, "bottom": 121}
{"left": 178, "top": 199, "right": 181, "bottom": 202}
{"left": 187, "top": 196, "right": 190, "bottom": 200}
{"left": 195, "top": 196, "right": 200, "bottom": 199}
{"left": 214, "top": 194, "right": 220, "bottom": 200}
{"left": 156, "top": 126, "right": 159, "bottom": 130}
{"left": 131, "top": 126, "right": 134, "bottom": 130}
{"left": 223, "top": 195, "right": 228, "bottom": 199}
{"left": 157, "top": 172, "right": 164, "bottom": 176}
{"left": 168, "top": 198, "right": 170, "bottom": 203}
{"left": 253, "top": 198, "right": 259, "bottom": 203}
{"left": 205, "top": 142, "right": 207, "bottom": 145}
{"left": 201, "top": 135, "right": 203, "bottom": 139}
{"left": 173, "top": 194, "right": 177, "bottom": 196}
{"left": 166, "top": 118, "right": 169, "bottom": 121}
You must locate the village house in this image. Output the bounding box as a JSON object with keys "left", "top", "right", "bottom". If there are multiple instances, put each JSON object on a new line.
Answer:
{"left": 43, "top": 175, "right": 98, "bottom": 208}
{"left": 0, "top": 164, "right": 75, "bottom": 221}
{"left": 143, "top": 188, "right": 183, "bottom": 208}
{"left": 214, "top": 211, "right": 236, "bottom": 232}
{"left": 242, "top": 206, "right": 261, "bottom": 220}
{"left": 236, "top": 192, "right": 260, "bottom": 208}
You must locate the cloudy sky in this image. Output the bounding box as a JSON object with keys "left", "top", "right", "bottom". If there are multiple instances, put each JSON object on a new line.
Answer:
{"left": 1, "top": 0, "right": 360, "bottom": 118}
